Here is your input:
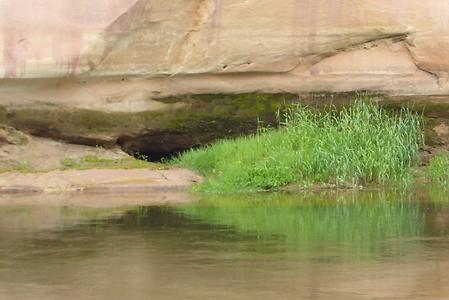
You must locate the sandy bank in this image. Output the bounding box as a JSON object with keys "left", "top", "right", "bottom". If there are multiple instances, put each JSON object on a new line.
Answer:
{"left": 0, "top": 168, "right": 201, "bottom": 195}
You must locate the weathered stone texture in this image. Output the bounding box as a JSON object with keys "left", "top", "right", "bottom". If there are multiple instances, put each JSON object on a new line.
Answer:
{"left": 1, "top": 0, "right": 449, "bottom": 97}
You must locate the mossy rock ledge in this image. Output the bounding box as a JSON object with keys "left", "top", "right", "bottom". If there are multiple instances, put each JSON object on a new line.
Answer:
{"left": 0, "top": 93, "right": 299, "bottom": 159}
{"left": 1, "top": 93, "right": 449, "bottom": 163}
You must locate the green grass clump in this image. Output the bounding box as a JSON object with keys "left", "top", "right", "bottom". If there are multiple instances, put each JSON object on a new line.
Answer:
{"left": 426, "top": 151, "right": 449, "bottom": 184}
{"left": 176, "top": 99, "right": 423, "bottom": 193}
{"left": 61, "top": 154, "right": 162, "bottom": 171}
{"left": 0, "top": 160, "right": 34, "bottom": 174}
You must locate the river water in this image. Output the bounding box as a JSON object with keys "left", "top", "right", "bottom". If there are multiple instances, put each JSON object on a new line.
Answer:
{"left": 0, "top": 188, "right": 448, "bottom": 300}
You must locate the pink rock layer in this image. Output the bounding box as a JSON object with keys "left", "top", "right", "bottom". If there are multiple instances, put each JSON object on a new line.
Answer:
{"left": 0, "top": 0, "right": 448, "bottom": 98}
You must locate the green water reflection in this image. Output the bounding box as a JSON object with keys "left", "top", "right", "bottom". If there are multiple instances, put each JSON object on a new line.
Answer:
{"left": 177, "top": 189, "right": 448, "bottom": 257}
{"left": 0, "top": 187, "right": 448, "bottom": 300}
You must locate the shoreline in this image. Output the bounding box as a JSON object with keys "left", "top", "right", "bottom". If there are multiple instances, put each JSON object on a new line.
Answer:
{"left": 0, "top": 165, "right": 444, "bottom": 196}
{"left": 0, "top": 168, "right": 201, "bottom": 195}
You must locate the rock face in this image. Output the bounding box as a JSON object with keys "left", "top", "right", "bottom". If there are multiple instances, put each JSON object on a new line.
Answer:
{"left": 0, "top": 0, "right": 449, "bottom": 156}
{"left": 1, "top": 0, "right": 449, "bottom": 93}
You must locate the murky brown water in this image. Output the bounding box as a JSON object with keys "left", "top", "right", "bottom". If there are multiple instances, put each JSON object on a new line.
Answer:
{"left": 0, "top": 189, "right": 448, "bottom": 300}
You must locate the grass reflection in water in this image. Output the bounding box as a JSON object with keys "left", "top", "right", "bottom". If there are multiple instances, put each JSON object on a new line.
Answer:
{"left": 177, "top": 191, "right": 425, "bottom": 258}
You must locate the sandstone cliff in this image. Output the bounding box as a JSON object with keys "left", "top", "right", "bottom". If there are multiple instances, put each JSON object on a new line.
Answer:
{"left": 2, "top": 0, "right": 449, "bottom": 95}
{"left": 0, "top": 0, "right": 448, "bottom": 164}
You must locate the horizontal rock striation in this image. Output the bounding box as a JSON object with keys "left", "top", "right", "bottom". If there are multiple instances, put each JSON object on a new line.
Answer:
{"left": 1, "top": 0, "right": 449, "bottom": 94}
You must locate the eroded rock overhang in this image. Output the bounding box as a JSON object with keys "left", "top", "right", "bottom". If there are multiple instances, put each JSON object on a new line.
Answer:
{"left": 0, "top": 0, "right": 449, "bottom": 158}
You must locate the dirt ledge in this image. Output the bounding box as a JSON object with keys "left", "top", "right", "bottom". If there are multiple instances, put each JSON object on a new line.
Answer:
{"left": 0, "top": 168, "right": 201, "bottom": 194}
